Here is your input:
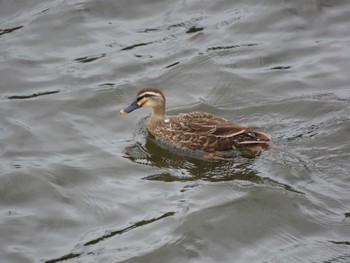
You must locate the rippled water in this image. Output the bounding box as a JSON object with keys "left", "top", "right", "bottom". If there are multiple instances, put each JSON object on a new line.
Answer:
{"left": 1, "top": 0, "right": 350, "bottom": 262}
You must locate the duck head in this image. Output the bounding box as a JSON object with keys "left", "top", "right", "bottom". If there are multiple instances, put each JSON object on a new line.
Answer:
{"left": 120, "top": 87, "right": 166, "bottom": 116}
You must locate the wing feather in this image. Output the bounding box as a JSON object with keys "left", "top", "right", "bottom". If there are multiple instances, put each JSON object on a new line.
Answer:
{"left": 169, "top": 111, "right": 248, "bottom": 137}
{"left": 156, "top": 111, "right": 271, "bottom": 151}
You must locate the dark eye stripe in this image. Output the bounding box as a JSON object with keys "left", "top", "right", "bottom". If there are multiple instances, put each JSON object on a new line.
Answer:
{"left": 137, "top": 93, "right": 153, "bottom": 102}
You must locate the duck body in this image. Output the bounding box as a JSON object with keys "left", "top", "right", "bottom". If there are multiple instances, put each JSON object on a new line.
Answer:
{"left": 120, "top": 87, "right": 271, "bottom": 153}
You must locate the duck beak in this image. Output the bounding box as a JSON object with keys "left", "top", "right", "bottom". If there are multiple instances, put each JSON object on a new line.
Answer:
{"left": 120, "top": 101, "right": 141, "bottom": 115}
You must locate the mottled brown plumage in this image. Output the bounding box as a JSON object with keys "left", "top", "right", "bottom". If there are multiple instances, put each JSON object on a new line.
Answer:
{"left": 120, "top": 87, "right": 271, "bottom": 153}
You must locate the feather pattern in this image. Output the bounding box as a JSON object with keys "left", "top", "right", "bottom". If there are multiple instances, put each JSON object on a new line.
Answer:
{"left": 120, "top": 87, "right": 271, "bottom": 153}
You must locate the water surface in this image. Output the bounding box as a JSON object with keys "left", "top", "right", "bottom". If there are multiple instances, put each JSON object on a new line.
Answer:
{"left": 1, "top": 0, "right": 350, "bottom": 262}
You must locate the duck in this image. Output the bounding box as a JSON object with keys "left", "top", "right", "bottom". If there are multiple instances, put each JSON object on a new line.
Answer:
{"left": 120, "top": 87, "right": 271, "bottom": 154}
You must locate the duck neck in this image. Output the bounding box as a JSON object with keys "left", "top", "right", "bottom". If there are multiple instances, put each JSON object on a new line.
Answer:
{"left": 151, "top": 104, "right": 166, "bottom": 119}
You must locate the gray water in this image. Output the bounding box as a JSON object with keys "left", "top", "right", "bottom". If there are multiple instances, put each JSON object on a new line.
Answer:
{"left": 1, "top": 0, "right": 350, "bottom": 262}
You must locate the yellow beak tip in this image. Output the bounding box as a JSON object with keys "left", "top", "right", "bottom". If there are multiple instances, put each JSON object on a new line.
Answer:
{"left": 119, "top": 109, "right": 128, "bottom": 115}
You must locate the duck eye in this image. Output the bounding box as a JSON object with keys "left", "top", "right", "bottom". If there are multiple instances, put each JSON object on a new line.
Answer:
{"left": 137, "top": 93, "right": 155, "bottom": 102}
{"left": 137, "top": 95, "right": 146, "bottom": 102}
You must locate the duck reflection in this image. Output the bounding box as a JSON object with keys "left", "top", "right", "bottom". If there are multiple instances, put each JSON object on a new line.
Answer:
{"left": 123, "top": 122, "right": 299, "bottom": 194}
{"left": 123, "top": 118, "right": 261, "bottom": 180}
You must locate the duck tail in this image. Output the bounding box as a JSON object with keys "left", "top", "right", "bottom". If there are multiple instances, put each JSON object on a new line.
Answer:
{"left": 255, "top": 131, "right": 271, "bottom": 142}
{"left": 236, "top": 130, "right": 271, "bottom": 146}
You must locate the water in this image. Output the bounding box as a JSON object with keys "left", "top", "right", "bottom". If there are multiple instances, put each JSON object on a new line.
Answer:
{"left": 1, "top": 0, "right": 350, "bottom": 262}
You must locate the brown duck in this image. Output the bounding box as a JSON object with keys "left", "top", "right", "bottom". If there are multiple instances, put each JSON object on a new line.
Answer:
{"left": 120, "top": 87, "right": 271, "bottom": 154}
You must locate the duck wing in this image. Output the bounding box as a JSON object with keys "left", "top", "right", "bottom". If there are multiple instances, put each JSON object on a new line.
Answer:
{"left": 168, "top": 111, "right": 270, "bottom": 145}
{"left": 169, "top": 111, "right": 247, "bottom": 135}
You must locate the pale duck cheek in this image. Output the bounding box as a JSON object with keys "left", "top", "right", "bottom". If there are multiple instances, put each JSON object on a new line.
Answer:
{"left": 143, "top": 100, "right": 154, "bottom": 107}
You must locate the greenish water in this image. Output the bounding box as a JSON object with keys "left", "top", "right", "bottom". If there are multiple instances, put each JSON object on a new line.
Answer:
{"left": 1, "top": 0, "right": 350, "bottom": 262}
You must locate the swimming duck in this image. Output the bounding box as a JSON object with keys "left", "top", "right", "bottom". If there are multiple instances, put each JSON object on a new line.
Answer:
{"left": 120, "top": 87, "right": 271, "bottom": 153}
